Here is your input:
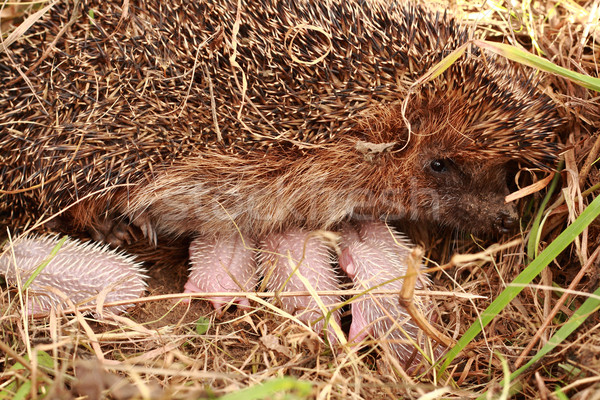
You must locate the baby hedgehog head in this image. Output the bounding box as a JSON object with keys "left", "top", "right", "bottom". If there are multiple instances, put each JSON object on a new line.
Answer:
{"left": 0, "top": 235, "right": 147, "bottom": 315}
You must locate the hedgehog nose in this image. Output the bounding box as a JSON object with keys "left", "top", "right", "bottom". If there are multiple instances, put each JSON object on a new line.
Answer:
{"left": 494, "top": 211, "right": 518, "bottom": 234}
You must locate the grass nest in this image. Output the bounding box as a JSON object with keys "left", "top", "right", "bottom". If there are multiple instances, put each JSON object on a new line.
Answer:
{"left": 1, "top": 0, "right": 599, "bottom": 399}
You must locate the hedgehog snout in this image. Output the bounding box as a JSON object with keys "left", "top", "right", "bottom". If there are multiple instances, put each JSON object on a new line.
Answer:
{"left": 493, "top": 208, "right": 518, "bottom": 234}
{"left": 447, "top": 189, "right": 518, "bottom": 234}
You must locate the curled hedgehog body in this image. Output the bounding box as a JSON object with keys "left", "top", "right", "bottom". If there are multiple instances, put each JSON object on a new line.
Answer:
{"left": 0, "top": 0, "right": 560, "bottom": 367}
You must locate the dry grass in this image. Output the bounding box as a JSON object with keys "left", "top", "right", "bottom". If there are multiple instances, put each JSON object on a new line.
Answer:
{"left": 1, "top": 0, "right": 599, "bottom": 399}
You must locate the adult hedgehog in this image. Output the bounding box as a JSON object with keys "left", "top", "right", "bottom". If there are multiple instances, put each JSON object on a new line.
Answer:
{"left": 0, "top": 0, "right": 561, "bottom": 367}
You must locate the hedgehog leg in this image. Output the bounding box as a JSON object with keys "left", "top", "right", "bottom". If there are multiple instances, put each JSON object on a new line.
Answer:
{"left": 86, "top": 210, "right": 157, "bottom": 248}
{"left": 88, "top": 216, "right": 139, "bottom": 248}
{"left": 259, "top": 230, "right": 341, "bottom": 342}
{"left": 340, "top": 221, "right": 438, "bottom": 369}
{"left": 69, "top": 199, "right": 140, "bottom": 248}
{"left": 184, "top": 235, "right": 258, "bottom": 312}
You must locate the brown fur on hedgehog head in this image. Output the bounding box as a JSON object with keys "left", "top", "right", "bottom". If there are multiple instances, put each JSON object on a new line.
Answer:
{"left": 354, "top": 59, "right": 562, "bottom": 235}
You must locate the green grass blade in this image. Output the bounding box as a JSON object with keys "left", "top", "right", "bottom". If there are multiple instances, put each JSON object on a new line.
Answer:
{"left": 22, "top": 236, "right": 68, "bottom": 290}
{"left": 512, "top": 286, "right": 600, "bottom": 377}
{"left": 416, "top": 42, "right": 468, "bottom": 83}
{"left": 527, "top": 167, "right": 563, "bottom": 260}
{"left": 439, "top": 194, "right": 600, "bottom": 374}
{"left": 554, "top": 388, "right": 570, "bottom": 400}
{"left": 476, "top": 285, "right": 600, "bottom": 400}
{"left": 474, "top": 40, "right": 600, "bottom": 92}
{"left": 11, "top": 381, "right": 31, "bottom": 400}
{"left": 218, "top": 377, "right": 312, "bottom": 400}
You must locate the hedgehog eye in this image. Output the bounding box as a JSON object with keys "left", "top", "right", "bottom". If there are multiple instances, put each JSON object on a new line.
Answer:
{"left": 429, "top": 159, "right": 448, "bottom": 173}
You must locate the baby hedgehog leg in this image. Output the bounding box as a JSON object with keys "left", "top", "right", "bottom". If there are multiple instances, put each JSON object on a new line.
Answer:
{"left": 185, "top": 235, "right": 258, "bottom": 311}
{"left": 259, "top": 230, "right": 341, "bottom": 341}
{"left": 340, "top": 221, "right": 439, "bottom": 368}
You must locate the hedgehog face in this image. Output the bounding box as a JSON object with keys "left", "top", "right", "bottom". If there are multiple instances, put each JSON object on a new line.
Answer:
{"left": 361, "top": 82, "right": 559, "bottom": 234}
{"left": 356, "top": 100, "right": 526, "bottom": 234}
{"left": 402, "top": 150, "right": 518, "bottom": 234}
{"left": 426, "top": 156, "right": 515, "bottom": 234}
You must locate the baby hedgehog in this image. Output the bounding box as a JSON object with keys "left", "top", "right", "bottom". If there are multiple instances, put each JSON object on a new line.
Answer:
{"left": 0, "top": 0, "right": 560, "bottom": 366}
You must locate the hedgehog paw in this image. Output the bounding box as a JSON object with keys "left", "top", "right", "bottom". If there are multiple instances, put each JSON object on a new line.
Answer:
{"left": 133, "top": 213, "right": 158, "bottom": 247}
{"left": 184, "top": 235, "right": 257, "bottom": 312}
{"left": 89, "top": 216, "right": 140, "bottom": 248}
{"left": 259, "top": 229, "right": 341, "bottom": 342}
